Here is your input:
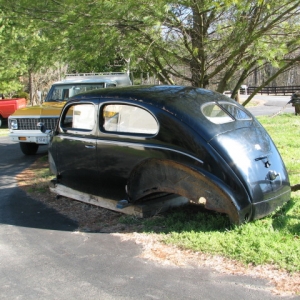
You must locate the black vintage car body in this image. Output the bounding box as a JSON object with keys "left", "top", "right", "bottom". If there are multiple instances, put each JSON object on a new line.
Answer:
{"left": 48, "top": 85, "right": 291, "bottom": 224}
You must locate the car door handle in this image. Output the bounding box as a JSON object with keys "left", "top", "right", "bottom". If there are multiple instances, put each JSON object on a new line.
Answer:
{"left": 85, "top": 145, "right": 96, "bottom": 149}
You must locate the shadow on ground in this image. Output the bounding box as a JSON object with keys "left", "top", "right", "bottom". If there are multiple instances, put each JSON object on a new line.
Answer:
{"left": 0, "top": 186, "right": 78, "bottom": 231}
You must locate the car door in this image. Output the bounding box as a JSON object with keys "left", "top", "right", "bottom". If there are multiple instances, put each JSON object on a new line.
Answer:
{"left": 53, "top": 101, "right": 99, "bottom": 195}
{"left": 94, "top": 102, "right": 160, "bottom": 200}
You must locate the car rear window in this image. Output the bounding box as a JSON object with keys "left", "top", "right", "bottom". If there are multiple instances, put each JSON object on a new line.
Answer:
{"left": 201, "top": 102, "right": 251, "bottom": 124}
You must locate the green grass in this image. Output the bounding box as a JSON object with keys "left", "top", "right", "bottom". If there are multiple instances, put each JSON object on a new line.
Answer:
{"left": 132, "top": 198, "right": 300, "bottom": 272}
{"left": 121, "top": 114, "right": 300, "bottom": 272}
{"left": 257, "top": 114, "right": 300, "bottom": 186}
{"left": 0, "top": 124, "right": 9, "bottom": 137}
{"left": 139, "top": 198, "right": 300, "bottom": 272}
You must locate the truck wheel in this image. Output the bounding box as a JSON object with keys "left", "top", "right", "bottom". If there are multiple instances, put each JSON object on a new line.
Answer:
{"left": 0, "top": 116, "right": 2, "bottom": 128}
{"left": 20, "top": 143, "right": 39, "bottom": 155}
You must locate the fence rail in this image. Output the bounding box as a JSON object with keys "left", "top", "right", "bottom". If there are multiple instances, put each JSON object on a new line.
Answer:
{"left": 246, "top": 86, "right": 300, "bottom": 95}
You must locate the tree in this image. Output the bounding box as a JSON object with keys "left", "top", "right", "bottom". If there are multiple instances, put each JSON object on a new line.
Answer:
{"left": 0, "top": 4, "right": 67, "bottom": 103}
{"left": 1, "top": 0, "right": 300, "bottom": 104}
{"left": 108, "top": 0, "right": 300, "bottom": 101}
{"left": 0, "top": 9, "right": 26, "bottom": 95}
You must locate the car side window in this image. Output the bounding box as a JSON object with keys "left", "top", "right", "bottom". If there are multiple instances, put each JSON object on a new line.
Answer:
{"left": 102, "top": 104, "right": 158, "bottom": 134}
{"left": 61, "top": 103, "right": 95, "bottom": 131}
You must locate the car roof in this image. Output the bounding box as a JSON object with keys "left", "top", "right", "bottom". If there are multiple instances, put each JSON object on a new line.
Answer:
{"left": 71, "top": 84, "right": 228, "bottom": 101}
{"left": 69, "top": 85, "right": 252, "bottom": 140}
{"left": 70, "top": 85, "right": 235, "bottom": 117}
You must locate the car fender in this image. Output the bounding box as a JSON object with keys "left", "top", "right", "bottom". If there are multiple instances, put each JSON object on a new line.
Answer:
{"left": 127, "top": 158, "right": 251, "bottom": 224}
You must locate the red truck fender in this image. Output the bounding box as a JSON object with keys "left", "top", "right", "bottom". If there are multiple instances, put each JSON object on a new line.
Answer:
{"left": 0, "top": 98, "right": 27, "bottom": 127}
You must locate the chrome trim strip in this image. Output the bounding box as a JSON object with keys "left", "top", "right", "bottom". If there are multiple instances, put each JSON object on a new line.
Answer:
{"left": 8, "top": 115, "right": 60, "bottom": 119}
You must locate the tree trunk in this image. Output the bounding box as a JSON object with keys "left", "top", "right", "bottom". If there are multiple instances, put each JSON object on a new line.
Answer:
{"left": 190, "top": 4, "right": 209, "bottom": 88}
{"left": 29, "top": 70, "right": 34, "bottom": 106}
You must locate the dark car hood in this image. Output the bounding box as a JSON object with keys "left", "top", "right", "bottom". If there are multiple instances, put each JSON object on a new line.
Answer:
{"left": 208, "top": 124, "right": 290, "bottom": 205}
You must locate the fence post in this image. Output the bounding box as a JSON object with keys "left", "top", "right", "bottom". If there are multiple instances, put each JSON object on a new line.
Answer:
{"left": 140, "top": 73, "right": 143, "bottom": 85}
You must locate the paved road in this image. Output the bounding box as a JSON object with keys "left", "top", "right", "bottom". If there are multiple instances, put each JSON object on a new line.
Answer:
{"left": 0, "top": 98, "right": 299, "bottom": 300}
{"left": 241, "top": 94, "right": 295, "bottom": 116}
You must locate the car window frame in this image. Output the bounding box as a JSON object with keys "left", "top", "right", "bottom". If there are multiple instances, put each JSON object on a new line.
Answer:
{"left": 218, "top": 101, "right": 252, "bottom": 121}
{"left": 201, "top": 101, "right": 252, "bottom": 124}
{"left": 58, "top": 101, "right": 98, "bottom": 135}
{"left": 99, "top": 101, "right": 159, "bottom": 137}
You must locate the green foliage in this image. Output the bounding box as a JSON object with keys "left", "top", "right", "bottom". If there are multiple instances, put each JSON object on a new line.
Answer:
{"left": 0, "top": 9, "right": 27, "bottom": 92}
{"left": 12, "top": 91, "right": 29, "bottom": 100}
{"left": 0, "top": 5, "right": 66, "bottom": 96}
{"left": 1, "top": 0, "right": 300, "bottom": 95}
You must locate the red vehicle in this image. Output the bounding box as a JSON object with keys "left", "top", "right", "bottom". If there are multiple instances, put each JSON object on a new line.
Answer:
{"left": 0, "top": 98, "right": 26, "bottom": 127}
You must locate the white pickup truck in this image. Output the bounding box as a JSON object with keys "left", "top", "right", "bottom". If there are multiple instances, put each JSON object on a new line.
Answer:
{"left": 8, "top": 72, "right": 132, "bottom": 155}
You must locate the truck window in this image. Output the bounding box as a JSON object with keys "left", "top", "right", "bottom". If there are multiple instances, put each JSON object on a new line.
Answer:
{"left": 46, "top": 83, "right": 106, "bottom": 102}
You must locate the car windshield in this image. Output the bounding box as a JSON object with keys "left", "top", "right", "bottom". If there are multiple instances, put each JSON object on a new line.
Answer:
{"left": 45, "top": 83, "right": 112, "bottom": 102}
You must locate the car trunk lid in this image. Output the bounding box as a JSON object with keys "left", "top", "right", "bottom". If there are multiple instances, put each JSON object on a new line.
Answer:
{"left": 208, "top": 124, "right": 290, "bottom": 219}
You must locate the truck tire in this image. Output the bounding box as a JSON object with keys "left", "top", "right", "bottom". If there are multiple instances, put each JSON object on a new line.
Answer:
{"left": 0, "top": 116, "right": 2, "bottom": 128}
{"left": 20, "top": 143, "right": 39, "bottom": 155}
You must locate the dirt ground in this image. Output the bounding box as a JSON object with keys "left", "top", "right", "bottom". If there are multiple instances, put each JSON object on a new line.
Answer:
{"left": 16, "top": 157, "right": 300, "bottom": 297}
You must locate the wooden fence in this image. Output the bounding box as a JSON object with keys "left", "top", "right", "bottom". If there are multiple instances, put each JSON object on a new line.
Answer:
{"left": 245, "top": 86, "right": 300, "bottom": 95}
